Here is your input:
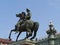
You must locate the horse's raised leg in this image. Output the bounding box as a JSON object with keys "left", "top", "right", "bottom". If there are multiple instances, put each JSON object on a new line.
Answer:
{"left": 16, "top": 32, "right": 21, "bottom": 41}
{"left": 8, "top": 29, "right": 15, "bottom": 41}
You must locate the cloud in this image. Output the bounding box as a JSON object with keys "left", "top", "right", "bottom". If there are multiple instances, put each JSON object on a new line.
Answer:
{"left": 48, "top": 0, "right": 60, "bottom": 9}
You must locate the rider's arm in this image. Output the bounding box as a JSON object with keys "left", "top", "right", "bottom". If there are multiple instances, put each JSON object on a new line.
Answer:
{"left": 26, "top": 8, "right": 31, "bottom": 20}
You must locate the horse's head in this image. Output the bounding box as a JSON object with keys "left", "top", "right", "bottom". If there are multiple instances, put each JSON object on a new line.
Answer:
{"left": 16, "top": 13, "right": 22, "bottom": 18}
{"left": 16, "top": 12, "right": 26, "bottom": 19}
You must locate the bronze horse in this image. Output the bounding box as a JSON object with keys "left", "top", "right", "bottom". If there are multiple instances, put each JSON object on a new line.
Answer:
{"left": 8, "top": 13, "right": 39, "bottom": 41}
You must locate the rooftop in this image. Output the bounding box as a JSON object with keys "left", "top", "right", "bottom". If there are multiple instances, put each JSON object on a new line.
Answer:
{"left": 0, "top": 38, "right": 13, "bottom": 44}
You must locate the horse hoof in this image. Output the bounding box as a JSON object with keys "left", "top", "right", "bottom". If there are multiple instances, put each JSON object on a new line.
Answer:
{"left": 8, "top": 37, "right": 11, "bottom": 41}
{"left": 9, "top": 38, "right": 11, "bottom": 41}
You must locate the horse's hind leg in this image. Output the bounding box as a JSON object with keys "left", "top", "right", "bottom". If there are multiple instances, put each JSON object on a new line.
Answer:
{"left": 30, "top": 30, "right": 37, "bottom": 40}
{"left": 8, "top": 29, "right": 15, "bottom": 41}
{"left": 16, "top": 32, "right": 21, "bottom": 41}
{"left": 25, "top": 29, "right": 32, "bottom": 39}
{"left": 26, "top": 32, "right": 28, "bottom": 37}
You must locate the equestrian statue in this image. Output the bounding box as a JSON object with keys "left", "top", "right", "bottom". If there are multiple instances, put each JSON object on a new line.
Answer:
{"left": 8, "top": 8, "right": 39, "bottom": 41}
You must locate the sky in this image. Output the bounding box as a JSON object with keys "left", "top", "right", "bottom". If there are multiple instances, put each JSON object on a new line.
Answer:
{"left": 0, "top": 0, "right": 60, "bottom": 41}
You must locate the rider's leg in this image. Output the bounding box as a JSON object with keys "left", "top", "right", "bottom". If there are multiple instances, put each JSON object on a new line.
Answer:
{"left": 15, "top": 21, "right": 19, "bottom": 30}
{"left": 17, "top": 24, "right": 20, "bottom": 30}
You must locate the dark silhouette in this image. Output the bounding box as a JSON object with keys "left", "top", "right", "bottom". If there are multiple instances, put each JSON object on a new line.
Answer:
{"left": 8, "top": 8, "right": 39, "bottom": 41}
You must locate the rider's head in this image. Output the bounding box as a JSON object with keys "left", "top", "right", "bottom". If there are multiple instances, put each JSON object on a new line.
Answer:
{"left": 26, "top": 8, "right": 30, "bottom": 13}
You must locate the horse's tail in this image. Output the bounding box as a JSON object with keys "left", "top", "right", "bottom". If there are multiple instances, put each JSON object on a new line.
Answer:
{"left": 30, "top": 22, "right": 39, "bottom": 40}
{"left": 34, "top": 22, "right": 39, "bottom": 32}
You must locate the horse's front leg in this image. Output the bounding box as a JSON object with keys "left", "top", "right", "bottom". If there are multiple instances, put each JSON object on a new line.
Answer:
{"left": 8, "top": 29, "right": 15, "bottom": 41}
{"left": 16, "top": 32, "right": 21, "bottom": 41}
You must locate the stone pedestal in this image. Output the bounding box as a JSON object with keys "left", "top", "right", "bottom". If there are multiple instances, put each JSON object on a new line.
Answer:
{"left": 8, "top": 39, "right": 37, "bottom": 45}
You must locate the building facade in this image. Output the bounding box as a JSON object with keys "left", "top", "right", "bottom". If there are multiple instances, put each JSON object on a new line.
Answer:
{"left": 37, "top": 33, "right": 60, "bottom": 45}
{"left": 36, "top": 22, "right": 60, "bottom": 45}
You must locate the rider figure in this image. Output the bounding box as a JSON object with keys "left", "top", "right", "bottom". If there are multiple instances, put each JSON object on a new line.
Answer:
{"left": 25, "top": 8, "right": 31, "bottom": 20}
{"left": 25, "top": 8, "right": 32, "bottom": 36}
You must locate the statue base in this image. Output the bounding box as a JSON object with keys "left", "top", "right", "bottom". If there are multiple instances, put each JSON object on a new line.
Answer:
{"left": 8, "top": 39, "right": 37, "bottom": 45}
